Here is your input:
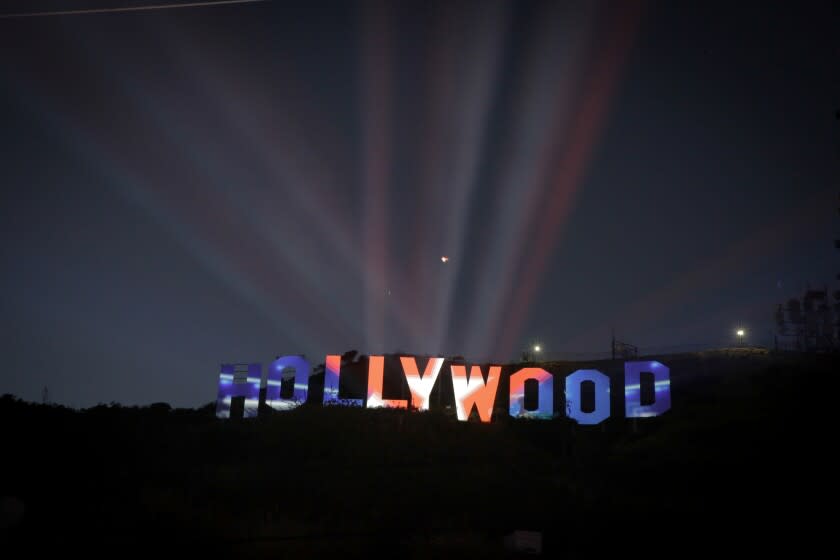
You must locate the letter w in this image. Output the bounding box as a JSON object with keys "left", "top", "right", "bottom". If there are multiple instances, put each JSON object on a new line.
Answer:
{"left": 450, "top": 365, "right": 501, "bottom": 422}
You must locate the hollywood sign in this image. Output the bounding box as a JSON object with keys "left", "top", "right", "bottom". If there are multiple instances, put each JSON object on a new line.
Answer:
{"left": 216, "top": 355, "right": 671, "bottom": 425}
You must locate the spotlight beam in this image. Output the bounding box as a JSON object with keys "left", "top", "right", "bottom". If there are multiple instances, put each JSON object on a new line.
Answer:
{"left": 157, "top": 25, "right": 370, "bottom": 331}
{"left": 462, "top": 3, "right": 595, "bottom": 360}
{"left": 10, "top": 86, "right": 318, "bottom": 351}
{"left": 67, "top": 24, "right": 363, "bottom": 342}
{"left": 428, "top": 0, "right": 509, "bottom": 357}
{"left": 8, "top": 22, "right": 358, "bottom": 348}
{"left": 406, "top": 2, "right": 456, "bottom": 351}
{"left": 361, "top": 0, "right": 393, "bottom": 353}
{"left": 493, "top": 0, "right": 644, "bottom": 361}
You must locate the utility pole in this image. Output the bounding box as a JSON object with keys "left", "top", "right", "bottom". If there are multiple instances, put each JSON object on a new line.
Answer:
{"left": 835, "top": 109, "right": 839, "bottom": 344}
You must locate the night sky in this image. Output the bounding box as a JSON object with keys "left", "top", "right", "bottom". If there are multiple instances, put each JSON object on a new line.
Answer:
{"left": 1, "top": 0, "right": 837, "bottom": 407}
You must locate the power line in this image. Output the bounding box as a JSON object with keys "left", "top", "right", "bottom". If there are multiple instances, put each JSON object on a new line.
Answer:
{"left": 0, "top": 0, "right": 268, "bottom": 19}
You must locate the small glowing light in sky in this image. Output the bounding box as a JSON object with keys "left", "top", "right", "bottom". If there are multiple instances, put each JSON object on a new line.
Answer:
{"left": 533, "top": 344, "right": 541, "bottom": 352}
{"left": 441, "top": 256, "right": 449, "bottom": 263}
{"left": 736, "top": 329, "right": 745, "bottom": 337}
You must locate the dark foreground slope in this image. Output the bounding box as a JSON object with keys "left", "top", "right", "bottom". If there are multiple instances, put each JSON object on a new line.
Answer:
{"left": 0, "top": 350, "right": 835, "bottom": 558}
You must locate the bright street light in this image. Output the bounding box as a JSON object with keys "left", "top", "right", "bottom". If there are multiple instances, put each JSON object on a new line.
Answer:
{"left": 533, "top": 345, "right": 541, "bottom": 353}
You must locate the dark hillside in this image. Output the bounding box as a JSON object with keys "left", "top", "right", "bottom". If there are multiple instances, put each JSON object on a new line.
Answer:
{"left": 1, "top": 349, "right": 834, "bottom": 557}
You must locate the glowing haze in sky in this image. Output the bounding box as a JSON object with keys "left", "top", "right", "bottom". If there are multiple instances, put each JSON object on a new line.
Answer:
{"left": 0, "top": 0, "right": 837, "bottom": 406}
